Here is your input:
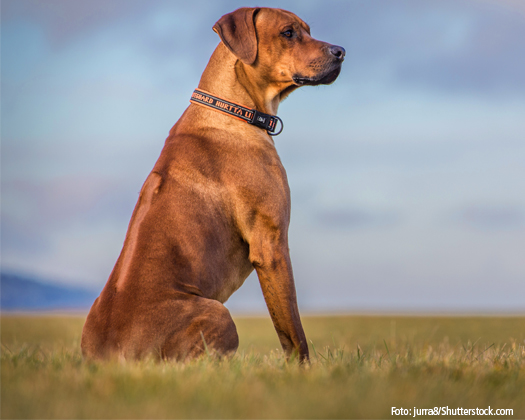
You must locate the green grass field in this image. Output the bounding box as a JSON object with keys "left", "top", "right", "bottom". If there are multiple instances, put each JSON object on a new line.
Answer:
{"left": 1, "top": 314, "right": 524, "bottom": 419}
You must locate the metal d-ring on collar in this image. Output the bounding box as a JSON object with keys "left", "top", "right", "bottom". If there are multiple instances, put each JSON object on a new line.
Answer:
{"left": 268, "top": 116, "right": 283, "bottom": 136}
{"left": 190, "top": 89, "right": 284, "bottom": 136}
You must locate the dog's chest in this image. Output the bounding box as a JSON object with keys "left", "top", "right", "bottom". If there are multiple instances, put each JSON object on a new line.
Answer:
{"left": 213, "top": 251, "right": 254, "bottom": 304}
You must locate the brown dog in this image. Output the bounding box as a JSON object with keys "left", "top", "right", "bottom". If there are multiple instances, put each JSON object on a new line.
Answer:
{"left": 81, "top": 7, "right": 344, "bottom": 362}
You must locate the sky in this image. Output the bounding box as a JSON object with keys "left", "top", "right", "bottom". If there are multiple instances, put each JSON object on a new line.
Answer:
{"left": 1, "top": 0, "right": 524, "bottom": 313}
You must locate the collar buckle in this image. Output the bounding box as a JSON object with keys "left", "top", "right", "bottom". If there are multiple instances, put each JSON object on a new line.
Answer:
{"left": 249, "top": 110, "right": 273, "bottom": 130}
{"left": 249, "top": 111, "right": 284, "bottom": 136}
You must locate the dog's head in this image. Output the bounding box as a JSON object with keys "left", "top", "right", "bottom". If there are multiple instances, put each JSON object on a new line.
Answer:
{"left": 213, "top": 8, "right": 345, "bottom": 90}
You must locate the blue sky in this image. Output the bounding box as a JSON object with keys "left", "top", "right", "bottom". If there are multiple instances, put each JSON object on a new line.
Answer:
{"left": 2, "top": 0, "right": 524, "bottom": 312}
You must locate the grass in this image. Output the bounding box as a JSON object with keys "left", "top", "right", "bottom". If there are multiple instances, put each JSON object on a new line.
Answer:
{"left": 1, "top": 314, "right": 524, "bottom": 418}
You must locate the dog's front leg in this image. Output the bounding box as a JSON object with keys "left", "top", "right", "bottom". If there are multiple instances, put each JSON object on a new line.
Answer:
{"left": 250, "top": 239, "right": 309, "bottom": 362}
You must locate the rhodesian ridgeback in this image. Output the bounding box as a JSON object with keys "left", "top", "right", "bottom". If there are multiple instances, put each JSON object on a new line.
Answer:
{"left": 81, "top": 7, "right": 344, "bottom": 362}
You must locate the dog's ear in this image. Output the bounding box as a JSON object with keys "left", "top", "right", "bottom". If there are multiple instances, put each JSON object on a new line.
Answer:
{"left": 213, "top": 8, "right": 260, "bottom": 65}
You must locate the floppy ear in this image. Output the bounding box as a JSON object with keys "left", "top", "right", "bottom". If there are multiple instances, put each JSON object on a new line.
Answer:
{"left": 213, "top": 7, "right": 260, "bottom": 65}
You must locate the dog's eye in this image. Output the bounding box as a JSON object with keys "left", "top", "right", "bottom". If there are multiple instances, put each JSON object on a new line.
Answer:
{"left": 281, "top": 29, "right": 294, "bottom": 38}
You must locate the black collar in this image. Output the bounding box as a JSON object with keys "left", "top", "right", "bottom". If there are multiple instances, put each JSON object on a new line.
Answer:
{"left": 190, "top": 89, "right": 283, "bottom": 136}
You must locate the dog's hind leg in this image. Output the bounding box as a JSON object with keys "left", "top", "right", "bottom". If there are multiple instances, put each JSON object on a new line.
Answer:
{"left": 159, "top": 296, "right": 239, "bottom": 361}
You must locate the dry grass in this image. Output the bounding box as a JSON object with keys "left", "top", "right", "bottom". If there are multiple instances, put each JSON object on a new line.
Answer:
{"left": 1, "top": 314, "right": 524, "bottom": 418}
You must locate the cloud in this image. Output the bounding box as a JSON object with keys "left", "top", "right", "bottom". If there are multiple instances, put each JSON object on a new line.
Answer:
{"left": 315, "top": 207, "right": 402, "bottom": 230}
{"left": 392, "top": 8, "right": 525, "bottom": 95}
{"left": 301, "top": 0, "right": 525, "bottom": 96}
{"left": 0, "top": 0, "right": 151, "bottom": 48}
{"left": 2, "top": 175, "right": 136, "bottom": 230}
{"left": 452, "top": 204, "right": 525, "bottom": 230}
{"left": 1, "top": 214, "right": 49, "bottom": 255}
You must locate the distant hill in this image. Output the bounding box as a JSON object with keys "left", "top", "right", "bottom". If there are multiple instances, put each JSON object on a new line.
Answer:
{"left": 0, "top": 272, "right": 98, "bottom": 311}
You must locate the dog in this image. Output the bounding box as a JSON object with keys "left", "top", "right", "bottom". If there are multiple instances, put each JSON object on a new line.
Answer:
{"left": 81, "top": 7, "right": 344, "bottom": 362}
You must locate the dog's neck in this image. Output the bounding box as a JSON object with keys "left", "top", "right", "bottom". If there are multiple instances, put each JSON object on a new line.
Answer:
{"left": 197, "top": 43, "right": 291, "bottom": 116}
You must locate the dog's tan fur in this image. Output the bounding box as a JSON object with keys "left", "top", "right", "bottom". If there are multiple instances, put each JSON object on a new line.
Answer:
{"left": 81, "top": 7, "right": 344, "bottom": 362}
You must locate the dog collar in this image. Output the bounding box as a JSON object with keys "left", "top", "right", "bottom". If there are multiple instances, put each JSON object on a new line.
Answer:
{"left": 190, "top": 89, "right": 284, "bottom": 136}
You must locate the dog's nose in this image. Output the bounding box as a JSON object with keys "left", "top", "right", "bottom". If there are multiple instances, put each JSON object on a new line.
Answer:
{"left": 329, "top": 45, "right": 346, "bottom": 61}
